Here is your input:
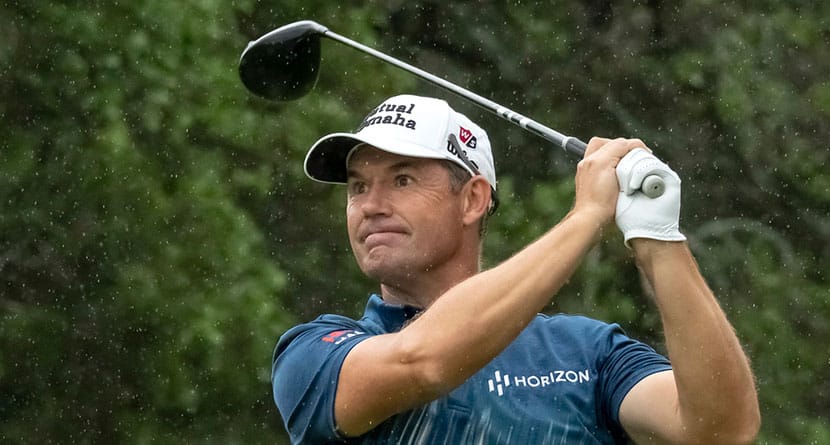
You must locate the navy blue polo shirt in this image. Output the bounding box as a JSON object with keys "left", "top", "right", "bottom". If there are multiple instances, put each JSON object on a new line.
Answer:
{"left": 273, "top": 295, "right": 671, "bottom": 444}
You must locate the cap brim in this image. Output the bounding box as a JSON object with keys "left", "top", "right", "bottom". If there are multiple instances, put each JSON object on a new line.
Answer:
{"left": 303, "top": 133, "right": 361, "bottom": 184}
{"left": 304, "top": 132, "right": 460, "bottom": 184}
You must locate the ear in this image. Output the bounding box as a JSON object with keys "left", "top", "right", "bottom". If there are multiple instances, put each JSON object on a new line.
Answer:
{"left": 461, "top": 176, "right": 492, "bottom": 227}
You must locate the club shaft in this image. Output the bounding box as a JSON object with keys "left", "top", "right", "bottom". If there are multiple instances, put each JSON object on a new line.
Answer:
{"left": 320, "top": 25, "right": 663, "bottom": 199}
{"left": 323, "top": 31, "right": 587, "bottom": 157}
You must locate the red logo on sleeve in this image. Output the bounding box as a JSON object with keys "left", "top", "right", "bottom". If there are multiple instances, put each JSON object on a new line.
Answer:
{"left": 321, "top": 329, "right": 365, "bottom": 345}
{"left": 322, "top": 330, "right": 349, "bottom": 343}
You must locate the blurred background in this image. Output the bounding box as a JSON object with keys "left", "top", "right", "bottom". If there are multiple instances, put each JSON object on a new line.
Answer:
{"left": 1, "top": 1, "right": 827, "bottom": 443}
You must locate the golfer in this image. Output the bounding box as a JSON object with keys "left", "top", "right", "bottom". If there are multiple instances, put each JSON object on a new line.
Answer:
{"left": 272, "top": 94, "right": 760, "bottom": 444}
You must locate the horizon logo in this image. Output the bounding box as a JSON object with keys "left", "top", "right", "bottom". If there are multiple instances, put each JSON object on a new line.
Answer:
{"left": 487, "top": 369, "right": 591, "bottom": 397}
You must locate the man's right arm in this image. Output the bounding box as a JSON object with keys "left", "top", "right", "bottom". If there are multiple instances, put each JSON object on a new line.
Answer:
{"left": 334, "top": 138, "right": 644, "bottom": 437}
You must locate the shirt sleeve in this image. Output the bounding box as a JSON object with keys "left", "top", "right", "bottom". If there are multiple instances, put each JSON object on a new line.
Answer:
{"left": 272, "top": 320, "right": 371, "bottom": 444}
{"left": 596, "top": 323, "right": 672, "bottom": 439}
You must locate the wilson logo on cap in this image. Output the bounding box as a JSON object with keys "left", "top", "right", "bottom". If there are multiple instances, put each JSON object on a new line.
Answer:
{"left": 459, "top": 126, "right": 477, "bottom": 149}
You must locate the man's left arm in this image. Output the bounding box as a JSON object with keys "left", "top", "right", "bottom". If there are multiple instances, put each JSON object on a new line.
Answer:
{"left": 619, "top": 240, "right": 760, "bottom": 445}
{"left": 613, "top": 149, "right": 760, "bottom": 444}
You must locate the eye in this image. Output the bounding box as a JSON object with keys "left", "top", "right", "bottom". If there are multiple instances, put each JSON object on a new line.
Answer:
{"left": 348, "top": 181, "right": 367, "bottom": 196}
{"left": 395, "top": 175, "right": 412, "bottom": 187}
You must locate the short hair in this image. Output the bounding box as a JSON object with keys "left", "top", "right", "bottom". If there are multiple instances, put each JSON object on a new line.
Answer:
{"left": 441, "top": 160, "right": 495, "bottom": 238}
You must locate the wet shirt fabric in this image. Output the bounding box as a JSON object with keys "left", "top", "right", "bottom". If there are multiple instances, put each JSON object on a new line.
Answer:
{"left": 272, "top": 295, "right": 672, "bottom": 444}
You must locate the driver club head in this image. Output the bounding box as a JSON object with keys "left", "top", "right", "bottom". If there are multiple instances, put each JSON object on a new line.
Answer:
{"left": 239, "top": 20, "right": 328, "bottom": 101}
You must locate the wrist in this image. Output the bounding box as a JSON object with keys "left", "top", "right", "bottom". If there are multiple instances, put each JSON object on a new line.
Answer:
{"left": 631, "top": 238, "right": 689, "bottom": 264}
{"left": 565, "top": 206, "right": 612, "bottom": 240}
{"left": 569, "top": 203, "right": 613, "bottom": 228}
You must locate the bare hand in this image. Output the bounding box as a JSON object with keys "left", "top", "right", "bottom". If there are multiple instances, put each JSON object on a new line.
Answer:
{"left": 573, "top": 137, "right": 648, "bottom": 226}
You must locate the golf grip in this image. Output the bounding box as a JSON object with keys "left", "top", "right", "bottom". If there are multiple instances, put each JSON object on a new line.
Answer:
{"left": 505, "top": 120, "right": 665, "bottom": 200}
{"left": 323, "top": 28, "right": 665, "bottom": 198}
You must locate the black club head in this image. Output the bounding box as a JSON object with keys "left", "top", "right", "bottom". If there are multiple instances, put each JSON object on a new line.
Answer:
{"left": 239, "top": 21, "right": 328, "bottom": 101}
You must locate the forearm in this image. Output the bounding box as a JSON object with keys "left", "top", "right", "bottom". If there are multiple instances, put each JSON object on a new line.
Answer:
{"left": 633, "top": 240, "right": 760, "bottom": 441}
{"left": 401, "top": 209, "right": 604, "bottom": 391}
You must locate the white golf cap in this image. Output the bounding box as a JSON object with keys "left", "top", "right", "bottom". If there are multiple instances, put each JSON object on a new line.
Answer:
{"left": 304, "top": 94, "right": 496, "bottom": 191}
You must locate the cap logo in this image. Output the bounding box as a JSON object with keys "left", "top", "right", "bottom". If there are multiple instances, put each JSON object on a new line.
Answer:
{"left": 459, "top": 126, "right": 477, "bottom": 149}
{"left": 356, "top": 102, "right": 417, "bottom": 132}
{"left": 304, "top": 95, "right": 495, "bottom": 197}
{"left": 446, "top": 135, "right": 480, "bottom": 173}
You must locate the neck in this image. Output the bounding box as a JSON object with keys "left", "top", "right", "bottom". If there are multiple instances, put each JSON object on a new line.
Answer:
{"left": 379, "top": 251, "right": 480, "bottom": 309}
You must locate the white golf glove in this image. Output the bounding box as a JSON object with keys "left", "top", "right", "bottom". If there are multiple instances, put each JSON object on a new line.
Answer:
{"left": 615, "top": 148, "right": 686, "bottom": 247}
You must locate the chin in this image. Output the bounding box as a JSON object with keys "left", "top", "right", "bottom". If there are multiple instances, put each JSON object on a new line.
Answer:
{"left": 360, "top": 257, "right": 411, "bottom": 284}
{"left": 360, "top": 262, "right": 397, "bottom": 281}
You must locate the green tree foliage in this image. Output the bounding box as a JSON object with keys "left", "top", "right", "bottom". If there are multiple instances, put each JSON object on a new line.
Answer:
{"left": 1, "top": 1, "right": 292, "bottom": 442}
{"left": 1, "top": 0, "right": 827, "bottom": 443}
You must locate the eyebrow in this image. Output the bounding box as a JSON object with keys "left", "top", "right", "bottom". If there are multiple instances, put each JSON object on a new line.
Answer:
{"left": 346, "top": 159, "right": 419, "bottom": 180}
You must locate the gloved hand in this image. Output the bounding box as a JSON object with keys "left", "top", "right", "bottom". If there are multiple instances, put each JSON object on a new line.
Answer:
{"left": 615, "top": 148, "right": 686, "bottom": 247}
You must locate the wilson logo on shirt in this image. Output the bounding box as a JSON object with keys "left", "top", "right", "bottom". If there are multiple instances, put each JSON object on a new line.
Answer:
{"left": 487, "top": 369, "right": 591, "bottom": 396}
{"left": 321, "top": 329, "right": 365, "bottom": 345}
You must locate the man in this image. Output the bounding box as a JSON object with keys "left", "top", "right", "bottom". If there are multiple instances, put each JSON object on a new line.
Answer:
{"left": 272, "top": 94, "right": 760, "bottom": 444}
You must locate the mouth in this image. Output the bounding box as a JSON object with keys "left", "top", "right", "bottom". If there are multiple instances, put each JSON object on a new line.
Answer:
{"left": 363, "top": 230, "right": 405, "bottom": 243}
{"left": 359, "top": 225, "right": 408, "bottom": 246}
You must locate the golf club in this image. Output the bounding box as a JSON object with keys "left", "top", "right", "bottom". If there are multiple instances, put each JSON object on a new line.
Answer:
{"left": 238, "top": 20, "right": 665, "bottom": 199}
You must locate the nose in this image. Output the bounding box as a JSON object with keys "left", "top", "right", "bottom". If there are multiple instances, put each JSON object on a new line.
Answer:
{"left": 358, "top": 183, "right": 392, "bottom": 217}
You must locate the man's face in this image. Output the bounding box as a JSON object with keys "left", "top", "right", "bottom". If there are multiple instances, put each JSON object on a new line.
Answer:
{"left": 346, "top": 146, "right": 466, "bottom": 287}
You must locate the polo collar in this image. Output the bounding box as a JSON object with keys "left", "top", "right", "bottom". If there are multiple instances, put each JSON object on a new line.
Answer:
{"left": 364, "top": 294, "right": 422, "bottom": 333}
